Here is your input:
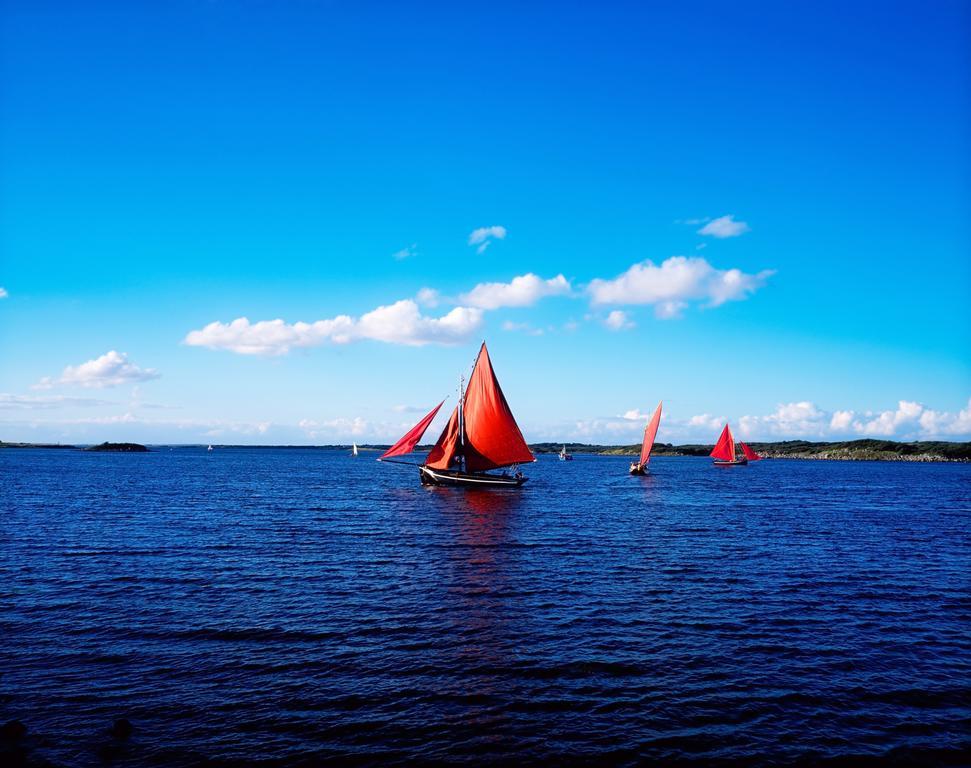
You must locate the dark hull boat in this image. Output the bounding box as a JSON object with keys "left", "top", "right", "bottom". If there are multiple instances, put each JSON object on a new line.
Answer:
{"left": 419, "top": 466, "right": 526, "bottom": 487}
{"left": 378, "top": 343, "right": 535, "bottom": 488}
{"left": 713, "top": 457, "right": 748, "bottom": 466}
{"left": 629, "top": 401, "right": 662, "bottom": 475}
{"left": 710, "top": 424, "right": 762, "bottom": 466}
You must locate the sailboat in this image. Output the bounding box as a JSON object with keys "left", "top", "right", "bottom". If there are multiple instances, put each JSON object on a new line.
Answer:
{"left": 378, "top": 342, "right": 535, "bottom": 488}
{"left": 559, "top": 445, "right": 572, "bottom": 461}
{"left": 351, "top": 443, "right": 359, "bottom": 457}
{"left": 710, "top": 424, "right": 761, "bottom": 465}
{"left": 629, "top": 401, "right": 662, "bottom": 475}
{"left": 207, "top": 444, "right": 213, "bottom": 453}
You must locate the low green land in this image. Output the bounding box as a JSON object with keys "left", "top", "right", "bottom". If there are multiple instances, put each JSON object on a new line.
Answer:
{"left": 3, "top": 440, "right": 968, "bottom": 461}
{"left": 531, "top": 440, "right": 971, "bottom": 462}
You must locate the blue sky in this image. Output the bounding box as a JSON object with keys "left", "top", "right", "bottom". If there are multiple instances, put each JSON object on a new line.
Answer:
{"left": 1, "top": 0, "right": 969, "bottom": 444}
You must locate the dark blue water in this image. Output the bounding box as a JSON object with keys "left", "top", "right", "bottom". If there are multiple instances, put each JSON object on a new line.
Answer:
{"left": 2, "top": 448, "right": 969, "bottom": 766}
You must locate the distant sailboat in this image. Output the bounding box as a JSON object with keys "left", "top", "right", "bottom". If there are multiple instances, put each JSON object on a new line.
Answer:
{"left": 207, "top": 444, "right": 213, "bottom": 453}
{"left": 630, "top": 401, "right": 662, "bottom": 475}
{"left": 559, "top": 444, "right": 572, "bottom": 461}
{"left": 378, "top": 342, "right": 534, "bottom": 488}
{"left": 351, "top": 443, "right": 359, "bottom": 457}
{"left": 710, "top": 424, "right": 753, "bottom": 466}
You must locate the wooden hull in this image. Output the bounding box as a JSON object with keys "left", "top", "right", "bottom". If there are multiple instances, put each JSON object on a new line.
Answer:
{"left": 418, "top": 465, "right": 527, "bottom": 488}
{"left": 713, "top": 458, "right": 748, "bottom": 466}
{"left": 629, "top": 463, "right": 647, "bottom": 475}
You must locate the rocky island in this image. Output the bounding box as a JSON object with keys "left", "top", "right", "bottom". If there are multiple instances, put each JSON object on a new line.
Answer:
{"left": 85, "top": 442, "right": 149, "bottom": 452}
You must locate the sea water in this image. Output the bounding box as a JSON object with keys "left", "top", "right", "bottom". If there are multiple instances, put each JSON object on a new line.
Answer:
{"left": 2, "top": 448, "right": 969, "bottom": 765}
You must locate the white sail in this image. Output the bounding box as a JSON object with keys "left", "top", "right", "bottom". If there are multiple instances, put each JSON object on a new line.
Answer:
{"left": 352, "top": 443, "right": 359, "bottom": 457}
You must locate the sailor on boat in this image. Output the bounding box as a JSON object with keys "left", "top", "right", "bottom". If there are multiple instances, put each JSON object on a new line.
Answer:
{"left": 377, "top": 342, "right": 535, "bottom": 488}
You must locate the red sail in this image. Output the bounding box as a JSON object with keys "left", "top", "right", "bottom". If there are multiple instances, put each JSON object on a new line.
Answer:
{"left": 378, "top": 400, "right": 445, "bottom": 460}
{"left": 710, "top": 424, "right": 735, "bottom": 461}
{"left": 425, "top": 406, "right": 461, "bottom": 470}
{"left": 739, "top": 442, "right": 762, "bottom": 461}
{"left": 639, "top": 401, "right": 663, "bottom": 466}
{"left": 463, "top": 343, "right": 535, "bottom": 472}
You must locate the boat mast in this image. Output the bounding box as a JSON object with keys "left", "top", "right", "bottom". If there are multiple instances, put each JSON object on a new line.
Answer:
{"left": 458, "top": 374, "right": 466, "bottom": 472}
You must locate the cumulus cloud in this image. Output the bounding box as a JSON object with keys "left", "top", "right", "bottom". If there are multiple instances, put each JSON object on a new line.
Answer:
{"left": 468, "top": 225, "right": 507, "bottom": 254}
{"left": 392, "top": 244, "right": 417, "bottom": 261}
{"left": 698, "top": 215, "right": 750, "bottom": 238}
{"left": 460, "top": 273, "right": 571, "bottom": 309}
{"left": 734, "top": 398, "right": 971, "bottom": 440}
{"left": 604, "top": 310, "right": 634, "bottom": 331}
{"left": 36, "top": 351, "right": 161, "bottom": 390}
{"left": 0, "top": 287, "right": 8, "bottom": 298}
{"left": 919, "top": 399, "right": 971, "bottom": 436}
{"left": 588, "top": 256, "right": 773, "bottom": 313}
{"left": 686, "top": 413, "right": 726, "bottom": 432}
{"left": 738, "top": 401, "right": 828, "bottom": 439}
{"left": 185, "top": 300, "right": 484, "bottom": 355}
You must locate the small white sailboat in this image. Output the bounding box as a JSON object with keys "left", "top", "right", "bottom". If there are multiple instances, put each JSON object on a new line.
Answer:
{"left": 351, "top": 443, "right": 359, "bottom": 457}
{"left": 207, "top": 444, "right": 213, "bottom": 453}
{"left": 559, "top": 444, "right": 572, "bottom": 461}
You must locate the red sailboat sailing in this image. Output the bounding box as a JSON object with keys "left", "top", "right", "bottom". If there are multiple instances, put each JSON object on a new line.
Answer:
{"left": 629, "top": 401, "right": 662, "bottom": 475}
{"left": 710, "top": 424, "right": 761, "bottom": 466}
{"left": 378, "top": 342, "right": 535, "bottom": 488}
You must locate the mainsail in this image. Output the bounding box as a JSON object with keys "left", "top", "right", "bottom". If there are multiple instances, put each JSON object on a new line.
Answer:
{"left": 639, "top": 401, "right": 663, "bottom": 466}
{"left": 739, "top": 442, "right": 762, "bottom": 461}
{"left": 710, "top": 424, "right": 735, "bottom": 462}
{"left": 378, "top": 400, "right": 445, "bottom": 461}
{"left": 461, "top": 343, "right": 534, "bottom": 472}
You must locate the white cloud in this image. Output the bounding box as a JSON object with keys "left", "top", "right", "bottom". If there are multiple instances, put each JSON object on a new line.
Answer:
{"left": 687, "top": 413, "right": 725, "bottom": 432}
{"left": 830, "top": 410, "right": 854, "bottom": 431}
{"left": 698, "top": 215, "right": 750, "bottom": 238}
{"left": 739, "top": 401, "right": 829, "bottom": 439}
{"left": 38, "top": 351, "right": 161, "bottom": 389}
{"left": 392, "top": 244, "right": 417, "bottom": 261}
{"left": 919, "top": 399, "right": 971, "bottom": 436}
{"left": 416, "top": 287, "right": 440, "bottom": 307}
{"left": 588, "top": 256, "right": 772, "bottom": 312}
{"left": 622, "top": 409, "right": 650, "bottom": 421}
{"left": 185, "top": 300, "right": 484, "bottom": 355}
{"left": 0, "top": 393, "right": 116, "bottom": 409}
{"left": 299, "top": 416, "right": 369, "bottom": 440}
{"left": 460, "top": 273, "right": 571, "bottom": 310}
{"left": 501, "top": 320, "right": 544, "bottom": 336}
{"left": 847, "top": 400, "right": 927, "bottom": 437}
{"left": 654, "top": 301, "right": 687, "bottom": 319}
{"left": 604, "top": 310, "right": 634, "bottom": 331}
{"left": 733, "top": 398, "right": 971, "bottom": 440}
{"left": 0, "top": 287, "right": 7, "bottom": 298}
{"left": 468, "top": 225, "right": 507, "bottom": 254}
